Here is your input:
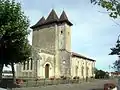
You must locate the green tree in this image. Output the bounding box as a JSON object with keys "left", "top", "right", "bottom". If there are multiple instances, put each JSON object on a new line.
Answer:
{"left": 0, "top": 0, "right": 31, "bottom": 83}
{"left": 91, "top": 0, "right": 120, "bottom": 72}
{"left": 94, "top": 67, "right": 98, "bottom": 74}
{"left": 91, "top": 0, "right": 120, "bottom": 19}
{"left": 109, "top": 36, "right": 120, "bottom": 71}
{"left": 95, "top": 69, "right": 109, "bottom": 79}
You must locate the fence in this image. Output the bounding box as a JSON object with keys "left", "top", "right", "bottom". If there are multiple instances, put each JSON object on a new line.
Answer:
{"left": 20, "top": 78, "right": 94, "bottom": 88}
{"left": 0, "top": 77, "right": 95, "bottom": 89}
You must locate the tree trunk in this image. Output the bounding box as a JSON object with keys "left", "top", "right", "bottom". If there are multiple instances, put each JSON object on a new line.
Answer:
{"left": 11, "top": 62, "right": 16, "bottom": 83}
{"left": 0, "top": 64, "right": 3, "bottom": 83}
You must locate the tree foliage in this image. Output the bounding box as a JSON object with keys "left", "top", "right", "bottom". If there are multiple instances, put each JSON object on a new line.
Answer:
{"left": 0, "top": 0, "right": 31, "bottom": 65}
{"left": 113, "top": 59, "right": 120, "bottom": 71}
{"left": 0, "top": 0, "right": 31, "bottom": 82}
{"left": 95, "top": 69, "right": 109, "bottom": 79}
{"left": 91, "top": 0, "right": 120, "bottom": 19}
{"left": 109, "top": 38, "right": 120, "bottom": 55}
{"left": 109, "top": 37, "right": 120, "bottom": 71}
{"left": 91, "top": 0, "right": 120, "bottom": 72}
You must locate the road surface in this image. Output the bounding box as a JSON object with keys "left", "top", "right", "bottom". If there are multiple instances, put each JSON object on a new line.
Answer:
{"left": 13, "top": 79, "right": 118, "bottom": 90}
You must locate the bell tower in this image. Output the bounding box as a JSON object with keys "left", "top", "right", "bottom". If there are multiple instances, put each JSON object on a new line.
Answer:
{"left": 31, "top": 9, "right": 59, "bottom": 53}
{"left": 58, "top": 11, "right": 72, "bottom": 51}
{"left": 30, "top": 9, "right": 73, "bottom": 78}
{"left": 58, "top": 11, "right": 73, "bottom": 77}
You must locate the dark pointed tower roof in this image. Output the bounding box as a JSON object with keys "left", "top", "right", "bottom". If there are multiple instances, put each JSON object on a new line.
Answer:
{"left": 30, "top": 16, "right": 45, "bottom": 29}
{"left": 30, "top": 10, "right": 73, "bottom": 29}
{"left": 59, "top": 11, "right": 73, "bottom": 26}
{"left": 45, "top": 9, "right": 59, "bottom": 24}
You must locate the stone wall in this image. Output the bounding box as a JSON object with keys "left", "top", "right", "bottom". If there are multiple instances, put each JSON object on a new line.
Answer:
{"left": 59, "top": 50, "right": 71, "bottom": 77}
{"left": 71, "top": 57, "right": 95, "bottom": 79}
{"left": 32, "top": 26, "right": 56, "bottom": 53}
{"left": 38, "top": 52, "right": 54, "bottom": 78}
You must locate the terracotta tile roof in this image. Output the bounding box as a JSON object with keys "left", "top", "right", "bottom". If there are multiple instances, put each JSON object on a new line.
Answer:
{"left": 72, "top": 52, "right": 96, "bottom": 62}
{"left": 111, "top": 72, "right": 120, "bottom": 75}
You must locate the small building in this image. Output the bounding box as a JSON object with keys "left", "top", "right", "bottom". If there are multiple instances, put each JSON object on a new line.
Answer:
{"left": 110, "top": 72, "right": 120, "bottom": 77}
{"left": 2, "top": 71, "right": 12, "bottom": 78}
{"left": 16, "top": 9, "right": 96, "bottom": 79}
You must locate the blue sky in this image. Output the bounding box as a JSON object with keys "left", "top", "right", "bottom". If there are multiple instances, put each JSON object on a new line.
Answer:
{"left": 5, "top": 0, "right": 120, "bottom": 71}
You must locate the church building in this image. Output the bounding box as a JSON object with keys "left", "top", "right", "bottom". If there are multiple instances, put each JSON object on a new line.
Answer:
{"left": 16, "top": 9, "right": 96, "bottom": 79}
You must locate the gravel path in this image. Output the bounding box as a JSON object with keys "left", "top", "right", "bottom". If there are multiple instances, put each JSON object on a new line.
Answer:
{"left": 13, "top": 79, "right": 117, "bottom": 90}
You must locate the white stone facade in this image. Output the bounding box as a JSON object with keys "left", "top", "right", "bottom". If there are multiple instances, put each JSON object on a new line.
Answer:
{"left": 16, "top": 10, "right": 96, "bottom": 79}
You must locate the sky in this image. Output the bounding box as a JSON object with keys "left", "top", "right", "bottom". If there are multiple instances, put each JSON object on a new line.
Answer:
{"left": 4, "top": 0, "right": 120, "bottom": 71}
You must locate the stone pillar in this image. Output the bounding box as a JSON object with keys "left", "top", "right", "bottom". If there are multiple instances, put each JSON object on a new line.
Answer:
{"left": 59, "top": 50, "right": 71, "bottom": 77}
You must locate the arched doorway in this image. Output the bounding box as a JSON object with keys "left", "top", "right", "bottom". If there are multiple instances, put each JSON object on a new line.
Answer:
{"left": 45, "top": 64, "right": 49, "bottom": 78}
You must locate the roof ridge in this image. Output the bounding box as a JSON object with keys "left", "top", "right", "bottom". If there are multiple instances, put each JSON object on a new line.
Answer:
{"left": 45, "top": 9, "right": 59, "bottom": 23}
{"left": 72, "top": 52, "right": 95, "bottom": 61}
{"left": 59, "top": 10, "right": 73, "bottom": 26}
{"left": 30, "top": 10, "right": 73, "bottom": 29}
{"left": 59, "top": 10, "right": 68, "bottom": 21}
{"left": 30, "top": 16, "right": 45, "bottom": 29}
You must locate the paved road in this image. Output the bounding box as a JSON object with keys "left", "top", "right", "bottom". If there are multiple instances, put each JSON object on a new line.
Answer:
{"left": 15, "top": 79, "right": 117, "bottom": 90}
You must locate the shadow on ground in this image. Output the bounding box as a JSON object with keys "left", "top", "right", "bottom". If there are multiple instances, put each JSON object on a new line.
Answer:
{"left": 91, "top": 88, "right": 103, "bottom": 90}
{"left": 0, "top": 78, "right": 20, "bottom": 89}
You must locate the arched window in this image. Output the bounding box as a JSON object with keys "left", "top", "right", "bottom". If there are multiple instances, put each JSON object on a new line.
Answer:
{"left": 75, "top": 66, "right": 78, "bottom": 76}
{"left": 86, "top": 67, "right": 89, "bottom": 76}
{"left": 31, "top": 59, "right": 33, "bottom": 70}
{"left": 23, "top": 62, "right": 25, "bottom": 70}
{"left": 81, "top": 66, "right": 84, "bottom": 76}
{"left": 27, "top": 60, "right": 29, "bottom": 70}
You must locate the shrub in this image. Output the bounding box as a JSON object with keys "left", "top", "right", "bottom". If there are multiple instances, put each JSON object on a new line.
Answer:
{"left": 49, "top": 76, "right": 55, "bottom": 80}
{"left": 60, "top": 76, "right": 67, "bottom": 80}
{"left": 73, "top": 76, "right": 79, "bottom": 80}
